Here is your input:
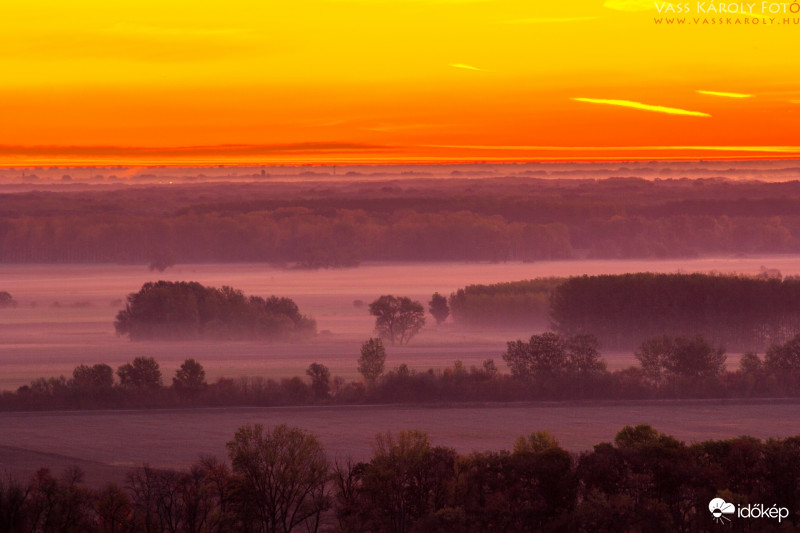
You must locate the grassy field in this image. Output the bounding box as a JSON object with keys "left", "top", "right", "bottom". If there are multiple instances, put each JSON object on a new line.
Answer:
{"left": 2, "top": 259, "right": 797, "bottom": 488}
{"left": 2, "top": 400, "right": 799, "bottom": 486}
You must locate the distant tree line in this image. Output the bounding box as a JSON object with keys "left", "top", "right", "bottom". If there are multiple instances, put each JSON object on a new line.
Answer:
{"left": 114, "top": 281, "right": 316, "bottom": 341}
{"left": 6, "top": 332, "right": 800, "bottom": 411}
{"left": 4, "top": 178, "right": 800, "bottom": 266}
{"left": 448, "top": 273, "right": 800, "bottom": 351}
{"left": 2, "top": 423, "right": 800, "bottom": 532}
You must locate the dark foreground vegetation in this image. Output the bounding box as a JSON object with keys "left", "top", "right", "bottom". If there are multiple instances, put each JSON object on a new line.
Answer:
{"left": 4, "top": 177, "right": 800, "bottom": 266}
{"left": 114, "top": 282, "right": 316, "bottom": 341}
{"left": 2, "top": 423, "right": 799, "bottom": 532}
{"left": 5, "top": 331, "right": 800, "bottom": 411}
{"left": 450, "top": 272, "right": 800, "bottom": 351}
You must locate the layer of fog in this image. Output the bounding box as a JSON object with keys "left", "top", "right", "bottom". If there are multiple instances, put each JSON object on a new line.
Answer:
{"left": 2, "top": 256, "right": 799, "bottom": 390}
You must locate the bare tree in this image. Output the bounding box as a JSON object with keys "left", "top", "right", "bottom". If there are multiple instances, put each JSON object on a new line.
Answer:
{"left": 226, "top": 424, "right": 330, "bottom": 533}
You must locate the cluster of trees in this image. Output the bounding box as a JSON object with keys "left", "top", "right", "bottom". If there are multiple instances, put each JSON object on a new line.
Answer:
{"left": 8, "top": 332, "right": 800, "bottom": 411}
{"left": 6, "top": 357, "right": 211, "bottom": 409}
{"left": 4, "top": 178, "right": 800, "bottom": 266}
{"left": 114, "top": 281, "right": 316, "bottom": 341}
{"left": 113, "top": 285, "right": 427, "bottom": 346}
{"left": 3, "top": 423, "right": 800, "bottom": 532}
{"left": 550, "top": 273, "right": 800, "bottom": 350}
{"left": 448, "top": 273, "right": 800, "bottom": 351}
{"left": 0, "top": 290, "right": 16, "bottom": 308}
{"left": 447, "top": 279, "right": 561, "bottom": 328}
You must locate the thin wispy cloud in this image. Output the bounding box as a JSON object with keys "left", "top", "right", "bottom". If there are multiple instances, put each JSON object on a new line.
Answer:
{"left": 697, "top": 90, "right": 752, "bottom": 98}
{"left": 572, "top": 98, "right": 711, "bottom": 117}
{"left": 503, "top": 16, "right": 597, "bottom": 24}
{"left": 450, "top": 63, "right": 487, "bottom": 72}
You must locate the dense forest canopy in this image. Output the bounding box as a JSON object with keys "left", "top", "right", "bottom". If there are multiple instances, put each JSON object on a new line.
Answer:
{"left": 550, "top": 273, "right": 800, "bottom": 350}
{"left": 448, "top": 273, "right": 800, "bottom": 351}
{"left": 2, "top": 176, "right": 800, "bottom": 265}
{"left": 114, "top": 281, "right": 316, "bottom": 341}
{"left": 2, "top": 423, "right": 800, "bottom": 532}
{"left": 448, "top": 279, "right": 560, "bottom": 327}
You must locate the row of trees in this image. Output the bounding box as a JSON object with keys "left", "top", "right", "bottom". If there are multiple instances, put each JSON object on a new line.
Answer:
{"left": 6, "top": 332, "right": 800, "bottom": 411}
{"left": 550, "top": 273, "right": 800, "bottom": 350}
{"left": 5, "top": 176, "right": 800, "bottom": 266}
{"left": 447, "top": 273, "right": 800, "bottom": 350}
{"left": 0, "top": 210, "right": 573, "bottom": 266}
{"left": 114, "top": 282, "right": 316, "bottom": 341}
{"left": 447, "top": 279, "right": 560, "bottom": 328}
{"left": 3, "top": 423, "right": 800, "bottom": 532}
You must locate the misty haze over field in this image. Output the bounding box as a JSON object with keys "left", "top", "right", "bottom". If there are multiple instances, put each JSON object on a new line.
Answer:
{"left": 4, "top": 161, "right": 800, "bottom": 528}
{"left": 2, "top": 159, "right": 800, "bottom": 188}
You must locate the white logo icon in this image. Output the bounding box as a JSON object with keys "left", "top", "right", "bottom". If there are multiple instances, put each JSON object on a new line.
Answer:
{"left": 709, "top": 498, "right": 735, "bottom": 524}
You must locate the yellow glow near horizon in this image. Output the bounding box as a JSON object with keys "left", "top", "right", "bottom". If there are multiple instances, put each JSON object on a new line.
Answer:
{"left": 0, "top": 0, "right": 798, "bottom": 165}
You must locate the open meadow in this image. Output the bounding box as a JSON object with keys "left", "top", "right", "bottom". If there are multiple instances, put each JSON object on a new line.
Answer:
{"left": 2, "top": 399, "right": 800, "bottom": 487}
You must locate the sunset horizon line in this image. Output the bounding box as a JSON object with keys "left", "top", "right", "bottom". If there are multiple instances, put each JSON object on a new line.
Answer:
{"left": 1, "top": 143, "right": 799, "bottom": 168}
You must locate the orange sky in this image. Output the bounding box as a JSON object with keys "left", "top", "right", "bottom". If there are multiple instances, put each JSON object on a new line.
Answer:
{"left": 1, "top": 0, "right": 799, "bottom": 165}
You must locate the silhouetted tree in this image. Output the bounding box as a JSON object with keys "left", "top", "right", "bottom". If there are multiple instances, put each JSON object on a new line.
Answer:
{"left": 71, "top": 363, "right": 114, "bottom": 389}
{"left": 503, "top": 332, "right": 568, "bottom": 379}
{"left": 566, "top": 334, "right": 606, "bottom": 374}
{"left": 428, "top": 292, "right": 449, "bottom": 325}
{"left": 305, "top": 363, "right": 330, "bottom": 400}
{"left": 117, "top": 357, "right": 162, "bottom": 391}
{"left": 513, "top": 431, "right": 561, "bottom": 455}
{"left": 148, "top": 249, "right": 176, "bottom": 273}
{"left": 358, "top": 338, "right": 387, "bottom": 387}
{"left": 172, "top": 359, "right": 206, "bottom": 397}
{"left": 369, "top": 295, "right": 426, "bottom": 346}
{"left": 764, "top": 334, "right": 800, "bottom": 391}
{"left": 93, "top": 484, "right": 132, "bottom": 533}
{"left": 635, "top": 335, "right": 726, "bottom": 387}
{"left": 356, "top": 430, "right": 456, "bottom": 533}
{"left": 226, "top": 424, "right": 330, "bottom": 533}
{"left": 27, "top": 467, "right": 94, "bottom": 533}
{"left": 765, "top": 334, "right": 800, "bottom": 374}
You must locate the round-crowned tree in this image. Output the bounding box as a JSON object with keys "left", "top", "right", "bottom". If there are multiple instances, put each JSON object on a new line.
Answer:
{"left": 117, "top": 357, "right": 162, "bottom": 391}
{"left": 172, "top": 358, "right": 207, "bottom": 397}
{"left": 368, "top": 295, "right": 425, "bottom": 346}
